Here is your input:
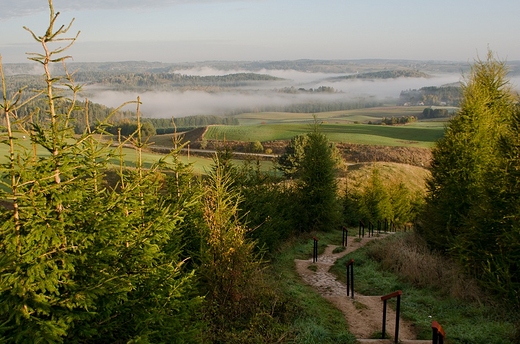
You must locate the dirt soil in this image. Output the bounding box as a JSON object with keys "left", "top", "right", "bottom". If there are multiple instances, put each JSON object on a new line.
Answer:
{"left": 295, "top": 235, "right": 431, "bottom": 344}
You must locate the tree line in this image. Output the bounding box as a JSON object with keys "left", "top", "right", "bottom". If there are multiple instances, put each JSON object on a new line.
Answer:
{"left": 73, "top": 71, "right": 284, "bottom": 90}
{"left": 399, "top": 86, "right": 461, "bottom": 106}
{"left": 329, "top": 69, "right": 431, "bottom": 81}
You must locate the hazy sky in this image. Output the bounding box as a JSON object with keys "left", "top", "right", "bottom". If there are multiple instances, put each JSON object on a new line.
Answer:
{"left": 1, "top": 0, "right": 520, "bottom": 63}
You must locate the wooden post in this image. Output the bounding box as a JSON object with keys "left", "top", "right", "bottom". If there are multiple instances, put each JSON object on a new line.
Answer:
{"left": 342, "top": 226, "right": 348, "bottom": 247}
{"left": 359, "top": 220, "right": 365, "bottom": 238}
{"left": 368, "top": 221, "right": 374, "bottom": 237}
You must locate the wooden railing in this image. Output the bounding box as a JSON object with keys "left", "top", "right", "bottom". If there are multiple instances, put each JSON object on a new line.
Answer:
{"left": 381, "top": 290, "right": 402, "bottom": 344}
{"left": 431, "top": 320, "right": 446, "bottom": 344}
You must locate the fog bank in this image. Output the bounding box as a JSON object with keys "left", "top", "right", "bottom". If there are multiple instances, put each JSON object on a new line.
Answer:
{"left": 86, "top": 69, "right": 464, "bottom": 118}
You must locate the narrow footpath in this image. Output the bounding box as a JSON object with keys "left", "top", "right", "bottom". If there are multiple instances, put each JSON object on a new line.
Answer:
{"left": 295, "top": 235, "right": 431, "bottom": 344}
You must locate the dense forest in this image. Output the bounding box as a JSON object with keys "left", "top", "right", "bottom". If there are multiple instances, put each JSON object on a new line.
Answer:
{"left": 75, "top": 71, "right": 284, "bottom": 90}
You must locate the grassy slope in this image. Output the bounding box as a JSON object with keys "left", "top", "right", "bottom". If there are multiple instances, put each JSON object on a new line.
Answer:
{"left": 200, "top": 106, "right": 448, "bottom": 148}
{"left": 268, "top": 232, "right": 357, "bottom": 343}
{"left": 203, "top": 122, "right": 444, "bottom": 148}
{"left": 0, "top": 132, "right": 275, "bottom": 177}
{"left": 341, "top": 161, "right": 431, "bottom": 194}
{"left": 328, "top": 234, "right": 517, "bottom": 343}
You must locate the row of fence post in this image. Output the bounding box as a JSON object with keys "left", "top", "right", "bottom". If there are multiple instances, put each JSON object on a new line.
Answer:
{"left": 309, "top": 229, "right": 446, "bottom": 344}
{"left": 358, "top": 219, "right": 403, "bottom": 237}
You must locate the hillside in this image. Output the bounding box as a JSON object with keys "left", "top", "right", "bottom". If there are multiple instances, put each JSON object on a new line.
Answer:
{"left": 327, "top": 69, "right": 431, "bottom": 81}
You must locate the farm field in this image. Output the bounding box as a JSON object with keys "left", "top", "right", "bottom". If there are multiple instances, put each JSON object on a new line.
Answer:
{"left": 203, "top": 106, "right": 450, "bottom": 148}
{"left": 234, "top": 106, "right": 450, "bottom": 125}
{"left": 204, "top": 122, "right": 445, "bottom": 148}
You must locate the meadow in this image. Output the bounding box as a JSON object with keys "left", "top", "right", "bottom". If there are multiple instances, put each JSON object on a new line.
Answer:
{"left": 0, "top": 132, "right": 276, "bottom": 177}
{"left": 1, "top": 106, "right": 448, "bottom": 178}
{"left": 235, "top": 106, "right": 439, "bottom": 125}
{"left": 201, "top": 106, "right": 448, "bottom": 148}
{"left": 204, "top": 122, "right": 445, "bottom": 148}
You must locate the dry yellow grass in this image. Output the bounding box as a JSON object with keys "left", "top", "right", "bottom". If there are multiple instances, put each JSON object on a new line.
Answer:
{"left": 338, "top": 161, "right": 430, "bottom": 196}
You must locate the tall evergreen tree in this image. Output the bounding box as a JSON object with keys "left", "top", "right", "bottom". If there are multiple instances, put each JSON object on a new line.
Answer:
{"left": 198, "top": 157, "right": 264, "bottom": 341}
{"left": 420, "top": 51, "right": 519, "bottom": 304}
{"left": 297, "top": 117, "right": 342, "bottom": 232}
{"left": 421, "top": 51, "right": 516, "bottom": 250}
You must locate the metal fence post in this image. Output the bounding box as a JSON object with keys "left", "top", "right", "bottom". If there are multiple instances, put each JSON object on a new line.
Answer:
{"left": 431, "top": 321, "right": 446, "bottom": 344}
{"left": 342, "top": 226, "right": 348, "bottom": 247}
{"left": 381, "top": 290, "right": 403, "bottom": 344}
{"left": 359, "top": 220, "right": 365, "bottom": 238}
{"left": 312, "top": 237, "right": 318, "bottom": 263}
{"left": 346, "top": 259, "right": 354, "bottom": 299}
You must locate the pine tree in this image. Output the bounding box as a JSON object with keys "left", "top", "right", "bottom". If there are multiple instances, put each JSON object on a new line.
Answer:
{"left": 198, "top": 157, "right": 264, "bottom": 341}
{"left": 420, "top": 51, "right": 519, "bottom": 304}
{"left": 0, "top": 2, "right": 201, "bottom": 341}
{"left": 297, "top": 117, "right": 342, "bottom": 232}
{"left": 421, "top": 51, "right": 516, "bottom": 250}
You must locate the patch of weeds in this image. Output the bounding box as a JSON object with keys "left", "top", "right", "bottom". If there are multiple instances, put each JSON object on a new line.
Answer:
{"left": 332, "top": 246, "right": 346, "bottom": 254}
{"left": 353, "top": 300, "right": 369, "bottom": 310}
{"left": 330, "top": 246, "right": 403, "bottom": 296}
{"left": 354, "top": 237, "right": 362, "bottom": 243}
{"left": 307, "top": 264, "right": 318, "bottom": 272}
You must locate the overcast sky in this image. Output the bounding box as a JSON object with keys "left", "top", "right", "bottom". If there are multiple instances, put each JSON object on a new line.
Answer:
{"left": 1, "top": 0, "right": 520, "bottom": 64}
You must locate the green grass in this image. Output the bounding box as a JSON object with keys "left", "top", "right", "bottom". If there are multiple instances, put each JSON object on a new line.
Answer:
{"left": 204, "top": 122, "right": 444, "bottom": 148}
{"left": 328, "top": 234, "right": 517, "bottom": 343}
{"left": 0, "top": 132, "right": 276, "bottom": 176}
{"left": 204, "top": 106, "right": 449, "bottom": 148}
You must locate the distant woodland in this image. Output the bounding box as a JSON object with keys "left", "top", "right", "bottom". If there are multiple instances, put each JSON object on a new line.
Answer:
{"left": 327, "top": 69, "right": 431, "bottom": 80}
{"left": 399, "top": 86, "right": 461, "bottom": 106}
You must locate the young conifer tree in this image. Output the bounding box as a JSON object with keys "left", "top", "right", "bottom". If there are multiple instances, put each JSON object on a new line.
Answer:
{"left": 421, "top": 51, "right": 519, "bottom": 305}
{"left": 297, "top": 116, "right": 342, "bottom": 232}
{"left": 0, "top": 1, "right": 200, "bottom": 342}
{"left": 198, "top": 156, "right": 264, "bottom": 341}
{"left": 422, "top": 51, "right": 516, "bottom": 250}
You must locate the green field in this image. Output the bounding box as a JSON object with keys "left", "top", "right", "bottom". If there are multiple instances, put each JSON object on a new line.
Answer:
{"left": 204, "top": 122, "right": 445, "bottom": 148}
{"left": 0, "top": 133, "right": 275, "bottom": 177}
{"left": 202, "top": 106, "right": 450, "bottom": 148}
{"left": 234, "top": 106, "right": 449, "bottom": 125}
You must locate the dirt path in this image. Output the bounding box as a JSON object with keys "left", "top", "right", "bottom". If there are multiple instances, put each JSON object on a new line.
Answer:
{"left": 295, "top": 235, "right": 429, "bottom": 343}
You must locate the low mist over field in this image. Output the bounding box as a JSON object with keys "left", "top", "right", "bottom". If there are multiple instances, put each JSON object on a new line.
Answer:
{"left": 83, "top": 63, "right": 464, "bottom": 118}
{"left": 5, "top": 59, "right": 520, "bottom": 119}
